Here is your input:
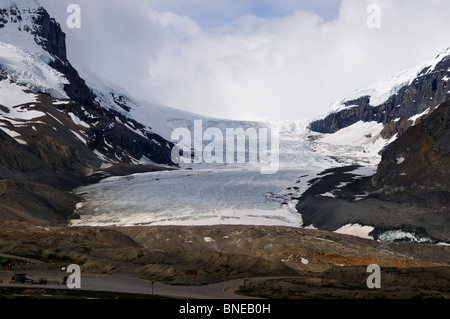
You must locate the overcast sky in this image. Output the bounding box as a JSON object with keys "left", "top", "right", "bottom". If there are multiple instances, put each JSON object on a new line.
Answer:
{"left": 40, "top": 0, "right": 450, "bottom": 121}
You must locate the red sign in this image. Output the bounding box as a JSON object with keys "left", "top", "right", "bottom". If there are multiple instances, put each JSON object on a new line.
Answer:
{"left": 185, "top": 270, "right": 198, "bottom": 276}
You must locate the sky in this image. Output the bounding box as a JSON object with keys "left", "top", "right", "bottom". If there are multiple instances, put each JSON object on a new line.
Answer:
{"left": 39, "top": 0, "right": 450, "bottom": 121}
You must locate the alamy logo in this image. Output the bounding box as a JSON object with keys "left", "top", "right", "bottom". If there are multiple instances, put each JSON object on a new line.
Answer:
{"left": 367, "top": 3, "right": 381, "bottom": 29}
{"left": 171, "top": 120, "right": 280, "bottom": 174}
{"left": 66, "top": 4, "right": 81, "bottom": 29}
{"left": 366, "top": 264, "right": 381, "bottom": 289}
{"left": 64, "top": 264, "right": 81, "bottom": 289}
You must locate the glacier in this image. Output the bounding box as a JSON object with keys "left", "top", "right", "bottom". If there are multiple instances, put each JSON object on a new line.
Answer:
{"left": 71, "top": 119, "right": 391, "bottom": 228}
{"left": 71, "top": 168, "right": 309, "bottom": 228}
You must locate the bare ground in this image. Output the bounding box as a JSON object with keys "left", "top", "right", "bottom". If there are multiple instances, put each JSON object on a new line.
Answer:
{"left": 0, "top": 221, "right": 448, "bottom": 298}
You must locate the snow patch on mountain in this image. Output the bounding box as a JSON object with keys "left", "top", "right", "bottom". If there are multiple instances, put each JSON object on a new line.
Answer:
{"left": 68, "top": 112, "right": 90, "bottom": 129}
{"left": 320, "top": 121, "right": 384, "bottom": 147}
{"left": 334, "top": 224, "right": 375, "bottom": 240}
{"left": 0, "top": 78, "right": 37, "bottom": 108}
{"left": 408, "top": 107, "right": 431, "bottom": 126}
{"left": 0, "top": 42, "right": 68, "bottom": 98}
{"left": 307, "top": 121, "right": 395, "bottom": 168}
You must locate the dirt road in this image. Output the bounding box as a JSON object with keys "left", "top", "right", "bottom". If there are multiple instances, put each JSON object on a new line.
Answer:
{"left": 0, "top": 271, "right": 302, "bottom": 299}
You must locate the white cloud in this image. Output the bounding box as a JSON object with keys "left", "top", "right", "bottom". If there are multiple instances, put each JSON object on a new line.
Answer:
{"left": 40, "top": 0, "right": 450, "bottom": 121}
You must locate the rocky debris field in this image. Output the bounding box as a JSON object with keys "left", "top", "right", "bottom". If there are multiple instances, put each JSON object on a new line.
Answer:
{"left": 0, "top": 221, "right": 448, "bottom": 298}
{"left": 296, "top": 166, "right": 449, "bottom": 243}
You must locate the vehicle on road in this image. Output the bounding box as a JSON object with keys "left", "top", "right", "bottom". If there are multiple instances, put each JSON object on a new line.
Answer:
{"left": 11, "top": 274, "right": 34, "bottom": 283}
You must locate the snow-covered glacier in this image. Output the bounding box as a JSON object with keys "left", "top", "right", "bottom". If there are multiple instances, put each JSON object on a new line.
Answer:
{"left": 71, "top": 168, "right": 312, "bottom": 227}
{"left": 71, "top": 119, "right": 392, "bottom": 228}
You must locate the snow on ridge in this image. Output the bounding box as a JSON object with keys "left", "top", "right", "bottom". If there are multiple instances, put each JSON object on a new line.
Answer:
{"left": 0, "top": 0, "right": 47, "bottom": 55}
{"left": 0, "top": 1, "right": 70, "bottom": 106}
{"left": 83, "top": 70, "right": 137, "bottom": 116}
{"left": 85, "top": 71, "right": 268, "bottom": 143}
{"left": 425, "top": 47, "right": 450, "bottom": 75}
{"left": 325, "top": 47, "right": 450, "bottom": 115}
{"left": 320, "top": 121, "right": 384, "bottom": 147}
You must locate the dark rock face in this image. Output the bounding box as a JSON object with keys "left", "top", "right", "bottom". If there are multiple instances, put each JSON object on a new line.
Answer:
{"left": 310, "top": 97, "right": 375, "bottom": 134}
{"left": 49, "top": 58, "right": 99, "bottom": 107}
{"left": 372, "top": 101, "right": 450, "bottom": 198}
{"left": 0, "top": 129, "right": 42, "bottom": 173}
{"left": 0, "top": 179, "right": 80, "bottom": 226}
{"left": 52, "top": 99, "right": 175, "bottom": 166}
{"left": 27, "top": 6, "right": 101, "bottom": 107}
{"left": 0, "top": 128, "right": 81, "bottom": 226}
{"left": 32, "top": 7, "right": 67, "bottom": 61}
{"left": 309, "top": 51, "right": 450, "bottom": 138}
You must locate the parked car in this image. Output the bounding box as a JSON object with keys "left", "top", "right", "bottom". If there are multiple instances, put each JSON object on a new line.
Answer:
{"left": 11, "top": 274, "right": 34, "bottom": 283}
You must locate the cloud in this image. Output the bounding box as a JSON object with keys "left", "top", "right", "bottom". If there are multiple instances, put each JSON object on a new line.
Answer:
{"left": 40, "top": 0, "right": 450, "bottom": 121}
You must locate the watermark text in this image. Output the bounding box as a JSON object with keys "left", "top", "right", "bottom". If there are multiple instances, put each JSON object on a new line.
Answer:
{"left": 171, "top": 120, "right": 279, "bottom": 174}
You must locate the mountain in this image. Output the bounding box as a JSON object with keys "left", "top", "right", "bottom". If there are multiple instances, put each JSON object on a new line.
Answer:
{"left": 0, "top": 1, "right": 179, "bottom": 225}
{"left": 0, "top": 1, "right": 176, "bottom": 166}
{"left": 372, "top": 100, "right": 449, "bottom": 206}
{"left": 309, "top": 48, "right": 450, "bottom": 139}
{"left": 298, "top": 99, "right": 449, "bottom": 243}
{"left": 294, "top": 47, "right": 450, "bottom": 243}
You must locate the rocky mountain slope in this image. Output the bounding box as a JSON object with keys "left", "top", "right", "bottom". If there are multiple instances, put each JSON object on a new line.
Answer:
{"left": 297, "top": 100, "right": 449, "bottom": 243}
{"left": 0, "top": 1, "right": 175, "bottom": 166}
{"left": 309, "top": 48, "right": 450, "bottom": 139}
{"left": 0, "top": 1, "right": 177, "bottom": 225}
{"left": 297, "top": 47, "right": 450, "bottom": 244}
{"left": 372, "top": 100, "right": 449, "bottom": 210}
